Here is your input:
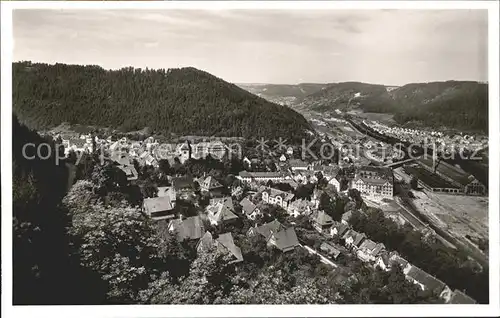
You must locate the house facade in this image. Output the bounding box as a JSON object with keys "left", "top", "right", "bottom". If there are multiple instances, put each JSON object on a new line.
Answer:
{"left": 261, "top": 187, "right": 294, "bottom": 210}
{"left": 311, "top": 210, "right": 334, "bottom": 233}
{"left": 351, "top": 166, "right": 394, "bottom": 199}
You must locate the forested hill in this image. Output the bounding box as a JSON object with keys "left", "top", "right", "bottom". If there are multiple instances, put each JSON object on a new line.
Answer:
{"left": 13, "top": 62, "right": 312, "bottom": 141}
{"left": 296, "top": 80, "right": 488, "bottom": 132}
{"left": 299, "top": 82, "right": 396, "bottom": 113}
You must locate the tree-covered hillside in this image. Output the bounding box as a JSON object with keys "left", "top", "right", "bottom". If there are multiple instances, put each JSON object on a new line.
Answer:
{"left": 13, "top": 62, "right": 312, "bottom": 141}
{"left": 391, "top": 81, "right": 488, "bottom": 131}
{"left": 238, "top": 83, "right": 328, "bottom": 104}
{"left": 300, "top": 82, "right": 397, "bottom": 113}
{"left": 296, "top": 80, "right": 488, "bottom": 132}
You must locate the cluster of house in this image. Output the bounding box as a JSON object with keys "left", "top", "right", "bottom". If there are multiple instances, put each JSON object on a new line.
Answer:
{"left": 237, "top": 163, "right": 395, "bottom": 202}
{"left": 135, "top": 148, "right": 475, "bottom": 302}
{"left": 55, "top": 132, "right": 228, "bottom": 166}
{"left": 364, "top": 120, "right": 488, "bottom": 153}
{"left": 314, "top": 211, "right": 476, "bottom": 304}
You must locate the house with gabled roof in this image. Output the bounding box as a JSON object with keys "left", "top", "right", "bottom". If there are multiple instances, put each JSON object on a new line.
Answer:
{"left": 287, "top": 199, "right": 315, "bottom": 218}
{"left": 214, "top": 232, "right": 244, "bottom": 263}
{"left": 356, "top": 239, "right": 385, "bottom": 262}
{"left": 293, "top": 170, "right": 318, "bottom": 184}
{"left": 267, "top": 227, "right": 300, "bottom": 252}
{"left": 330, "top": 222, "right": 349, "bottom": 237}
{"left": 342, "top": 229, "right": 366, "bottom": 249}
{"left": 260, "top": 187, "right": 295, "bottom": 210}
{"left": 196, "top": 231, "right": 243, "bottom": 264}
{"left": 197, "top": 231, "right": 215, "bottom": 253}
{"left": 247, "top": 219, "right": 284, "bottom": 239}
{"left": 374, "top": 251, "right": 391, "bottom": 271}
{"left": 143, "top": 196, "right": 175, "bottom": 220}
{"left": 403, "top": 265, "right": 448, "bottom": 294}
{"left": 168, "top": 215, "right": 204, "bottom": 241}
{"left": 310, "top": 210, "right": 334, "bottom": 233}
{"left": 206, "top": 196, "right": 239, "bottom": 225}
{"left": 327, "top": 173, "right": 343, "bottom": 193}
{"left": 199, "top": 175, "right": 224, "bottom": 196}
{"left": 239, "top": 197, "right": 261, "bottom": 220}
{"left": 388, "top": 251, "right": 409, "bottom": 271}
{"left": 247, "top": 219, "right": 300, "bottom": 253}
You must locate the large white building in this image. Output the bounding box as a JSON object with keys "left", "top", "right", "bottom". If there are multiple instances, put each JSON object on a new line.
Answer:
{"left": 350, "top": 166, "right": 394, "bottom": 199}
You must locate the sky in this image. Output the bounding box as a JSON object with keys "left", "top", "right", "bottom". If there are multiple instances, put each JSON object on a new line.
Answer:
{"left": 13, "top": 9, "right": 488, "bottom": 85}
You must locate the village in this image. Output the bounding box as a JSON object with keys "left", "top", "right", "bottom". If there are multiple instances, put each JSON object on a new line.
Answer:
{"left": 47, "top": 126, "right": 487, "bottom": 305}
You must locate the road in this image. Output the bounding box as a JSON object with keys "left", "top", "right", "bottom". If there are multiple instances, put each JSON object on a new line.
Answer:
{"left": 394, "top": 197, "right": 427, "bottom": 231}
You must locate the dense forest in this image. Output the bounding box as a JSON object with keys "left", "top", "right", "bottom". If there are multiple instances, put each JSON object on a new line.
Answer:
{"left": 13, "top": 61, "right": 312, "bottom": 141}
{"left": 13, "top": 115, "right": 98, "bottom": 304}
{"left": 391, "top": 81, "right": 488, "bottom": 132}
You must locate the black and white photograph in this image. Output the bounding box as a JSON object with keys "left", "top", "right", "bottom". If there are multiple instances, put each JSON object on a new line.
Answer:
{"left": 2, "top": 1, "right": 499, "bottom": 317}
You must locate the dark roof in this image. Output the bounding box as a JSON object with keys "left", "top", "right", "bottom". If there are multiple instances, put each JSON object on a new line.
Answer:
{"left": 311, "top": 210, "right": 334, "bottom": 226}
{"left": 353, "top": 232, "right": 366, "bottom": 246}
{"left": 333, "top": 223, "right": 349, "bottom": 236}
{"left": 270, "top": 227, "right": 300, "bottom": 251}
{"left": 418, "top": 158, "right": 474, "bottom": 187}
{"left": 406, "top": 266, "right": 447, "bottom": 292}
{"left": 254, "top": 219, "right": 285, "bottom": 240}
{"left": 172, "top": 176, "right": 194, "bottom": 190}
{"left": 356, "top": 165, "right": 393, "bottom": 182}
{"left": 449, "top": 290, "right": 476, "bottom": 304}
{"left": 169, "top": 216, "right": 204, "bottom": 241}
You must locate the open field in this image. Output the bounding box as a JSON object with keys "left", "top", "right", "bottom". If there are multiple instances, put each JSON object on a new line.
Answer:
{"left": 411, "top": 190, "right": 488, "bottom": 247}
{"left": 352, "top": 112, "right": 396, "bottom": 126}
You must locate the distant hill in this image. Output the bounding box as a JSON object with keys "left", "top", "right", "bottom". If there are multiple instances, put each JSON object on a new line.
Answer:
{"left": 240, "top": 80, "right": 488, "bottom": 133}
{"left": 237, "top": 83, "right": 328, "bottom": 106}
{"left": 299, "top": 82, "right": 397, "bottom": 113}
{"left": 390, "top": 81, "right": 488, "bottom": 132}
{"left": 13, "top": 62, "right": 312, "bottom": 141}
